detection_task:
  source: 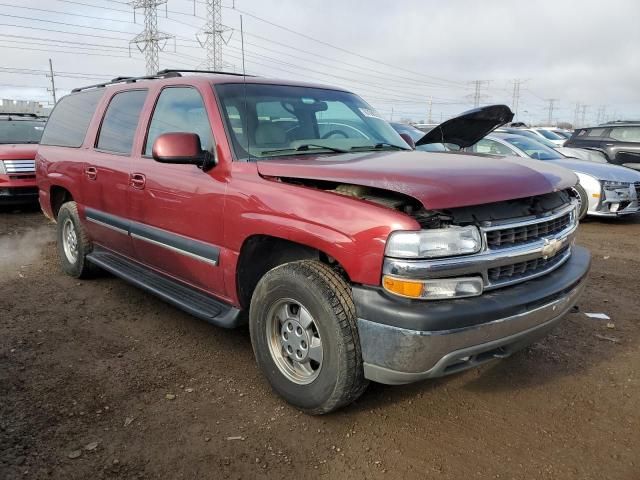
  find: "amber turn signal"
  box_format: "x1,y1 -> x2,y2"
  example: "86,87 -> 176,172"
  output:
382,276 -> 423,298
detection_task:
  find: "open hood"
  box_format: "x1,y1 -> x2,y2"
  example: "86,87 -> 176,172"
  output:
416,105 -> 514,148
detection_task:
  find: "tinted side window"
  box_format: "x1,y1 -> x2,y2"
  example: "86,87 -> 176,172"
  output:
40,90 -> 103,147
145,87 -> 213,156
609,126 -> 640,142
96,90 -> 147,154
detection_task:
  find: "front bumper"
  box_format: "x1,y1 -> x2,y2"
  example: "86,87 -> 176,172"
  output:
0,174 -> 38,204
354,245 -> 591,385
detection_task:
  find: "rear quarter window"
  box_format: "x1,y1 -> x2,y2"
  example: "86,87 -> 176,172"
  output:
40,90 -> 104,148
609,126 -> 640,142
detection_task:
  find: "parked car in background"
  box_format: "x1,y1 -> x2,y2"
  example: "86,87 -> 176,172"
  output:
37,76 -> 590,414
565,123 -> 640,172
550,129 -> 573,139
521,127 -> 567,146
0,112 -> 46,205
469,133 -> 640,219
497,127 -> 608,163
389,122 -> 447,151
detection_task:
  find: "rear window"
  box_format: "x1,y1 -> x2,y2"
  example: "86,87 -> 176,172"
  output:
41,90 -> 103,148
96,90 -> 147,154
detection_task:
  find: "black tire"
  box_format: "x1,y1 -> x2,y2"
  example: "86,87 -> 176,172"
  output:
57,201 -> 100,278
249,260 -> 368,414
571,184 -> 589,220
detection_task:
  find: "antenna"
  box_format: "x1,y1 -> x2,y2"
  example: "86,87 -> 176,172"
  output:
240,14 -> 250,160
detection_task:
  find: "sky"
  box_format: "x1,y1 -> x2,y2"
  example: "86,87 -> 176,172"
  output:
0,0 -> 638,126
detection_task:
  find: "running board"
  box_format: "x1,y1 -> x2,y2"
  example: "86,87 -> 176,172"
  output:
87,248 -> 242,328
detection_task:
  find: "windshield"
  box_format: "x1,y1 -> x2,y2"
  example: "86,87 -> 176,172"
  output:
504,136 -> 564,160
0,120 -> 45,144
215,83 -> 408,159
537,129 -> 564,140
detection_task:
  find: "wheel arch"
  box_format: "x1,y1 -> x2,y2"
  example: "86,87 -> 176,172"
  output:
235,234 -> 351,310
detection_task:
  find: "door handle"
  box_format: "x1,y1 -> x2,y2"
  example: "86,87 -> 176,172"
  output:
130,173 -> 146,190
85,166 -> 97,180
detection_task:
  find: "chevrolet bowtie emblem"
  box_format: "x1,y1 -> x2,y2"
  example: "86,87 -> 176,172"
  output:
541,238 -> 563,259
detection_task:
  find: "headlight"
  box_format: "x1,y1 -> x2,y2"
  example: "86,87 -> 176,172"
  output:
385,226 -> 482,259
602,181 -> 631,201
0,161 -> 5,175
602,181 -> 630,190
382,275 -> 483,299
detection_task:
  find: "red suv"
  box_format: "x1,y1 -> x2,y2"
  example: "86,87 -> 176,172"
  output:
37,70 -> 591,413
0,113 -> 46,205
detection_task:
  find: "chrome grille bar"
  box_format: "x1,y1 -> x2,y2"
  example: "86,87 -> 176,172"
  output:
3,159 -> 36,174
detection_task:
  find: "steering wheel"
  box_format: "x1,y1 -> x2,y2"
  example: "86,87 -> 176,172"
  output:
321,129 -> 349,139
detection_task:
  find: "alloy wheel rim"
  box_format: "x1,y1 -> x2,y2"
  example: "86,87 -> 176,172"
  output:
266,298 -> 323,385
62,218 -> 79,264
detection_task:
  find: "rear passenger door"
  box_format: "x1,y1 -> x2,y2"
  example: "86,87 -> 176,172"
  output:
82,89 -> 148,258
127,86 -> 227,296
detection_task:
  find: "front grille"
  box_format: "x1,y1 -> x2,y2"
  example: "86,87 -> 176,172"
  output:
485,212 -> 571,248
3,159 -> 35,174
635,182 -> 640,199
488,246 -> 570,283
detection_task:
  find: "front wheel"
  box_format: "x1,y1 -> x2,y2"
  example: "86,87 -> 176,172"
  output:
570,184 -> 589,220
249,260 -> 368,414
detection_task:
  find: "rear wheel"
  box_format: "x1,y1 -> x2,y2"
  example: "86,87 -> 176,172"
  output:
57,201 -> 99,278
570,184 -> 589,220
249,260 -> 368,414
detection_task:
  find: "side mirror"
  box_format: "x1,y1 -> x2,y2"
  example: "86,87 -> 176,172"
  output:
398,132 -> 415,149
152,132 -> 216,171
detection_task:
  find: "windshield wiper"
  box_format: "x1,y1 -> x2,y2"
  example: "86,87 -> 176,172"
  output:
261,144 -> 349,155
350,142 -> 409,151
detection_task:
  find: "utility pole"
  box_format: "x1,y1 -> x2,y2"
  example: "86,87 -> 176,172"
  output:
511,79 -> 523,119
596,105 -> 606,124
197,0 -> 232,70
545,98 -> 557,126
470,80 -> 489,108
580,105 -> 589,127
46,58 -> 57,104
129,0 -> 173,75
573,102 -> 581,127
427,96 -> 433,123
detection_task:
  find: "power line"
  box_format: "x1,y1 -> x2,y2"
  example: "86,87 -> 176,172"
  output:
222,5 -> 467,89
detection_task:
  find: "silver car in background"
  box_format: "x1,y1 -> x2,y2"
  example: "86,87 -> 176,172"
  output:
469,133 -> 640,219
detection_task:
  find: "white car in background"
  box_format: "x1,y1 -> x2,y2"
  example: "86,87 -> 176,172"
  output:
497,128 -> 607,163
468,133 -> 640,219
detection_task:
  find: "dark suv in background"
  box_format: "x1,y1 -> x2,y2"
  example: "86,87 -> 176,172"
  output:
565,122 -> 640,171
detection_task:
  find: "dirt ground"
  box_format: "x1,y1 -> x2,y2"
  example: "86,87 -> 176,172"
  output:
1,205 -> 638,480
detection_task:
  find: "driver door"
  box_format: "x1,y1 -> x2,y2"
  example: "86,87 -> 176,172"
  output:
127,85 -> 226,295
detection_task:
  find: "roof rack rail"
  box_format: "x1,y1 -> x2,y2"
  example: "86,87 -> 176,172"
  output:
70,68 -> 256,94
0,112 -> 43,118
70,71 -> 182,93
157,68 -> 256,78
